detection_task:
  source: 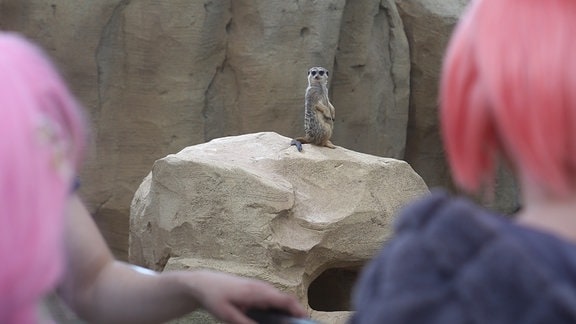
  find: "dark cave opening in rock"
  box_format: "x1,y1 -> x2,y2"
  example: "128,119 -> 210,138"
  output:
308,267 -> 361,312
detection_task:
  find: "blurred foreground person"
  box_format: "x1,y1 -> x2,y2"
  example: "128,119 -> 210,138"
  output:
0,32 -> 305,324
351,0 -> 576,323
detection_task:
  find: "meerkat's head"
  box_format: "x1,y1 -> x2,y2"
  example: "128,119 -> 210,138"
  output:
307,66 -> 329,86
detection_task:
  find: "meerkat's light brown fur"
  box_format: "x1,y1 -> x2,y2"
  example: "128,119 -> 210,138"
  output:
291,66 -> 336,152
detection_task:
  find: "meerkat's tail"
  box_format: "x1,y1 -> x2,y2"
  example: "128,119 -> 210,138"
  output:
290,139 -> 303,152
291,137 -> 309,152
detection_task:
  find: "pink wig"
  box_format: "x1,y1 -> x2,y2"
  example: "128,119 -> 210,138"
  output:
0,33 -> 86,323
440,0 -> 576,195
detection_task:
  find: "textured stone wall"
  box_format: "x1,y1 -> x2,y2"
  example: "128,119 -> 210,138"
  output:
0,0 -> 518,260
396,0 -> 518,211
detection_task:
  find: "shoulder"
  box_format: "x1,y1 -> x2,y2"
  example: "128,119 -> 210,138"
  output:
351,190 -> 576,323
393,189 -> 500,233
363,189 -> 506,285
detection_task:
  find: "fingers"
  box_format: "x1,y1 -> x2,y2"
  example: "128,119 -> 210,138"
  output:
240,281 -> 307,318
216,303 -> 257,324
285,297 -> 308,318
190,271 -> 307,323
262,291 -> 307,318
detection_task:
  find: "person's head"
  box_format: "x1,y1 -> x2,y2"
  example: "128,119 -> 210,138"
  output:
440,0 -> 576,197
0,33 -> 86,322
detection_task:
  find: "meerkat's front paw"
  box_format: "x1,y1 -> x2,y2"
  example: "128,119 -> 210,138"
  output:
325,140 -> 336,149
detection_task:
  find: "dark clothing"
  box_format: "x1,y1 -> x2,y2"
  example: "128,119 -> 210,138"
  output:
351,190 -> 576,324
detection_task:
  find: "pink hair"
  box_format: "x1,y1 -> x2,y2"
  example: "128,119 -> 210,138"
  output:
440,0 -> 576,195
0,33 -> 86,323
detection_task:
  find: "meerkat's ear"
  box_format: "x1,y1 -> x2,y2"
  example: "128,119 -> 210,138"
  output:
307,70 -> 311,76
326,71 -> 329,76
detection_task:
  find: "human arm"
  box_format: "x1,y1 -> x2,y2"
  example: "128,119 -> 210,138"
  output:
57,194 -> 307,324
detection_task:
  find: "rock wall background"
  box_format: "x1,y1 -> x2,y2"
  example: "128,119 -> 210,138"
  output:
1,0 -> 516,259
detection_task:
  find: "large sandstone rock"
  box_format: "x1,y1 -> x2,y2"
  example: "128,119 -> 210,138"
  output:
0,0 -> 411,258
130,132 -> 428,323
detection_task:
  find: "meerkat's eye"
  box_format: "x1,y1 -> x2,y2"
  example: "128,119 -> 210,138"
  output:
311,71 -> 317,76
318,70 -> 325,76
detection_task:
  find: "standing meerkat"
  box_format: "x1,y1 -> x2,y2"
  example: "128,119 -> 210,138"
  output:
291,66 -> 336,152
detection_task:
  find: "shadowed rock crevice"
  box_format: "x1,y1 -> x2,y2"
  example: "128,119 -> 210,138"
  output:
308,266 -> 361,312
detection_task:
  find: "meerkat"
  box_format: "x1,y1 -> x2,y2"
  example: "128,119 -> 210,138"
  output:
291,66 -> 336,152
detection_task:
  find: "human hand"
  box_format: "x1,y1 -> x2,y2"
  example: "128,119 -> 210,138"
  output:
185,270 -> 307,324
